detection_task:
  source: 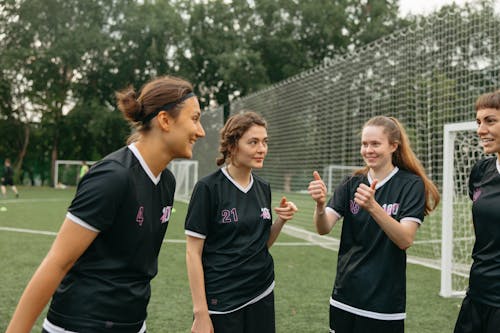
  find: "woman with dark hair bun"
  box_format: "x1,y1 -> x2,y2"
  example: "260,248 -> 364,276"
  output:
6,75 -> 205,333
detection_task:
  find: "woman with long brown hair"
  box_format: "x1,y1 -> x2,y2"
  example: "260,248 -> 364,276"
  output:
308,115 -> 439,333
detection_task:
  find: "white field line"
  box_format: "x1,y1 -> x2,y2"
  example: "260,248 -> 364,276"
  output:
0,198 -> 70,204
0,226 -> 319,246
281,225 -> 451,272
0,226 -> 465,273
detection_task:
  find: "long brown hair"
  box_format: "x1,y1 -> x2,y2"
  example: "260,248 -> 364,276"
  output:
216,111 -> 267,166
355,116 -> 440,215
115,75 -> 193,143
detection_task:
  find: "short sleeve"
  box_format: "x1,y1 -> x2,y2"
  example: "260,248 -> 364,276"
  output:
67,160 -> 128,232
330,176 -> 351,217
468,159 -> 485,200
399,177 -> 426,223
185,181 -> 213,238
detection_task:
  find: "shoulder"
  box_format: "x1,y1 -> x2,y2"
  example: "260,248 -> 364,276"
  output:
471,157 -> 496,178
102,146 -> 134,167
469,158 -> 495,184
161,167 -> 176,184
395,169 -> 423,184
339,173 -> 364,187
84,148 -> 131,185
197,168 -> 224,186
252,173 -> 270,187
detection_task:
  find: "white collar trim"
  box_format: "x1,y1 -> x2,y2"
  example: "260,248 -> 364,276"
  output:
128,143 -> 161,185
496,158 -> 500,175
367,167 -> 399,189
222,166 -> 253,193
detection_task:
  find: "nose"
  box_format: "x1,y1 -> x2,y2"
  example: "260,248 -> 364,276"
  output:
257,142 -> 267,153
477,122 -> 487,135
197,122 -> 206,138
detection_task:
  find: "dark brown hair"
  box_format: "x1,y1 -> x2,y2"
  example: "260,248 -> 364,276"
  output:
216,111 -> 267,166
475,89 -> 500,111
355,116 -> 440,215
115,75 -> 193,143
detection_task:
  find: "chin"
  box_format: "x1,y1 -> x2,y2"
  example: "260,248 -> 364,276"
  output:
177,150 -> 193,159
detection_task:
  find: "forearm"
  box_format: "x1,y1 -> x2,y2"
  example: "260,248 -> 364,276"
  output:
314,204 -> 337,235
267,217 -> 286,248
367,205 -> 417,250
186,250 -> 209,316
6,256 -> 70,333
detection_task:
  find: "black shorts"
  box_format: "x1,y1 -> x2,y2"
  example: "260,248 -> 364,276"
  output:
454,295 -> 500,333
210,291 -> 275,333
1,177 -> 13,186
330,305 -> 404,333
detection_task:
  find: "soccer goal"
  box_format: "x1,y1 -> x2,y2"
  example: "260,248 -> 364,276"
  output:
440,121 -> 484,297
54,160 -> 96,188
168,159 -> 198,202
323,164 -> 361,193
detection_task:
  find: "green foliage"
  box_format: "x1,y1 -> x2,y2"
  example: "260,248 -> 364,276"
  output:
0,0 -> 410,181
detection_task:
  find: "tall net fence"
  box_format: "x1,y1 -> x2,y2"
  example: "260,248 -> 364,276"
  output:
223,8 -> 500,294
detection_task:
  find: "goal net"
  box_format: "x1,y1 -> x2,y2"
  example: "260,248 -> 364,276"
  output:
440,121 -> 484,297
168,159 -> 198,202
54,160 -> 96,188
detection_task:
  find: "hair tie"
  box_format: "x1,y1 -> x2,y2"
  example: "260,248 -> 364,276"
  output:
142,92 -> 195,124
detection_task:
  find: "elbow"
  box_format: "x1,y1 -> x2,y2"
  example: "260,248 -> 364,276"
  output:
316,227 -> 329,236
398,238 -> 414,251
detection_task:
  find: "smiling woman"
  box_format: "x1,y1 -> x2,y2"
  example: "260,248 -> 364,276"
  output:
307,115 -> 440,333
5,75 -> 206,333
453,89 -> 500,333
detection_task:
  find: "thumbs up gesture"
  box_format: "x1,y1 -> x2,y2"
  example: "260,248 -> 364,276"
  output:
354,179 -> 378,210
308,171 -> 327,205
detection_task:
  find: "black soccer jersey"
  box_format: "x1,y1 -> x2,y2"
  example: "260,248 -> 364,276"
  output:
327,167 -> 425,320
3,164 -> 13,180
46,143 -> 175,332
467,157 -> 500,307
184,167 -> 274,313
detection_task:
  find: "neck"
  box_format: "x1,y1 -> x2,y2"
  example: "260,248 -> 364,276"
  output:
227,164 -> 251,187
134,140 -> 172,177
369,164 -> 395,181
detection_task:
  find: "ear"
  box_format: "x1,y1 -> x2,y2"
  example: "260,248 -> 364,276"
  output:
390,142 -> 398,153
156,111 -> 172,132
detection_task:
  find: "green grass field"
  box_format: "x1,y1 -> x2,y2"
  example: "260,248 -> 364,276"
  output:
0,187 -> 462,332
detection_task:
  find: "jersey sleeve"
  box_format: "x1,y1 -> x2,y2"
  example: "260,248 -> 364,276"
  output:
329,176 -> 351,217
399,177 -> 426,223
185,180 -> 212,239
67,160 -> 128,232
468,159 -> 488,200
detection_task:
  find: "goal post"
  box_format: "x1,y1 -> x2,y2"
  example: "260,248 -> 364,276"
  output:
54,160 -> 97,188
440,121 -> 481,297
323,165 -> 361,193
168,159 -> 199,202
